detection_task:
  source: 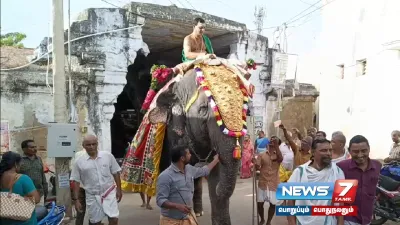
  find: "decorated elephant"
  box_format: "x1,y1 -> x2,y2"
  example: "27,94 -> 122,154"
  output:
121,58 -> 254,225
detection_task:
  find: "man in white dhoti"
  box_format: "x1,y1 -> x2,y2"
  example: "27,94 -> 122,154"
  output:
287,138 -> 345,225
70,135 -> 122,225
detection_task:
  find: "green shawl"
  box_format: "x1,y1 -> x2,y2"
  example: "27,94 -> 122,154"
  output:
181,35 -> 214,62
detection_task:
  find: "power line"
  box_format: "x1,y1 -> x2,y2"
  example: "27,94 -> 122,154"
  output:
286,0 -> 338,25
182,0 -> 196,9
299,0 -> 318,7
271,0 -> 338,43
249,26 -> 278,32
286,0 -> 339,38
271,27 -> 284,49
1,26 -> 144,71
285,0 -> 323,24
258,0 -> 337,32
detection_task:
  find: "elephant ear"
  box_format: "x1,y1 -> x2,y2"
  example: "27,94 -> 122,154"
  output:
148,82 -> 178,124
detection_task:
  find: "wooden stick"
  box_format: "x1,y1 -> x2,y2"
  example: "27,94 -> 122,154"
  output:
252,165 -> 255,225
253,162 -> 260,225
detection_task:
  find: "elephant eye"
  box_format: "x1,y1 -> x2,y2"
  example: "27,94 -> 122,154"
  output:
199,104 -> 208,110
198,104 -> 209,113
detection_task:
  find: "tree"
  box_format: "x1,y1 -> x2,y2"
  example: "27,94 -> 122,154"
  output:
0,32 -> 27,48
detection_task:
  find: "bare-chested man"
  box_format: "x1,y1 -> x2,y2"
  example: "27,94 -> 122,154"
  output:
182,17 -> 216,62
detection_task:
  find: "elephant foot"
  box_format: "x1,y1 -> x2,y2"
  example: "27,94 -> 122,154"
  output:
195,211 -> 204,217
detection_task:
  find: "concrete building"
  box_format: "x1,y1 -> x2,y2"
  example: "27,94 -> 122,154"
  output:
306,0 -> 400,158
1,2 -> 318,165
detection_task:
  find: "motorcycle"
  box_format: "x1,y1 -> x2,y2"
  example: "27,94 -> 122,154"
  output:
37,201 -> 66,225
371,174 -> 400,225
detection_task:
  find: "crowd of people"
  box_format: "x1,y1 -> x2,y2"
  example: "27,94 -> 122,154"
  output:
244,125 -> 400,225
0,128 -> 399,225
0,140 -> 47,225
1,13 -> 399,225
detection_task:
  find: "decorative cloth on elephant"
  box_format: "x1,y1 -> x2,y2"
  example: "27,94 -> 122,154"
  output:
193,63 -> 249,159
193,64 -> 249,135
121,76 -> 182,195
141,65 -> 175,113
120,120 -> 166,197
173,56 -> 255,97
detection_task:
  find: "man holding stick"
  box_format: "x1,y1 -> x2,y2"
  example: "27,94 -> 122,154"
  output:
252,137 -> 283,225
156,145 -> 219,225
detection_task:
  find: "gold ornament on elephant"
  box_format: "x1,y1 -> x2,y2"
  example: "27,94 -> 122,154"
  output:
200,64 -> 244,132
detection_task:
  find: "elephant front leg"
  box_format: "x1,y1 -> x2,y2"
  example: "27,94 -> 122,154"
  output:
208,164 -> 232,225
193,177 -> 203,216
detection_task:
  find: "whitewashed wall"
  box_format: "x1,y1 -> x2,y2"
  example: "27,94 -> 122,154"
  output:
308,0 -> 400,158
232,32 -> 269,136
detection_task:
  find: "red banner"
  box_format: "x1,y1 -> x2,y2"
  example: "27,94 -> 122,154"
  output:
311,206 -> 358,216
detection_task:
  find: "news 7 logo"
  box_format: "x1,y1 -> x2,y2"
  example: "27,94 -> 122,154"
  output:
332,180 -> 358,203
276,180 -> 358,203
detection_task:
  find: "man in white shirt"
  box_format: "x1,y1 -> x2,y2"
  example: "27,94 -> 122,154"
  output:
71,149 -> 95,225
70,135 -> 122,225
287,138 -> 345,225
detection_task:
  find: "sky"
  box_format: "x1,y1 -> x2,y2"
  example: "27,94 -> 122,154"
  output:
1,0 -> 327,82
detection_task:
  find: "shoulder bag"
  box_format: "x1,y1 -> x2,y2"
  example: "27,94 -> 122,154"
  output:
0,174 -> 36,221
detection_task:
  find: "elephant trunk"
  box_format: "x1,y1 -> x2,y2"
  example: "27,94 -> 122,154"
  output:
209,126 -> 240,199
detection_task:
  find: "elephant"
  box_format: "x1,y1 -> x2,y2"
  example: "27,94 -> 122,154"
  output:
152,63 -> 246,225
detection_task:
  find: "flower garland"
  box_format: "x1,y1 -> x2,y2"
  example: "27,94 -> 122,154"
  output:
246,58 -> 257,70
141,65 -> 174,113
194,65 -> 249,160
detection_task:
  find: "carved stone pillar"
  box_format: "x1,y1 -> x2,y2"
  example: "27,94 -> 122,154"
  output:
66,8 -> 147,152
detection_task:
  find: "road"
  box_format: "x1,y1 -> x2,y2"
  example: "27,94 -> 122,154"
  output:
80,178 -> 396,225
80,178 -> 285,225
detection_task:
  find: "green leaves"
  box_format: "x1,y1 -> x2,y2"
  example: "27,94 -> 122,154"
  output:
0,32 -> 27,48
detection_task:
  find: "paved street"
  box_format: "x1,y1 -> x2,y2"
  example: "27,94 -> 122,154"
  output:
85,177 -> 286,225
81,178 -> 396,225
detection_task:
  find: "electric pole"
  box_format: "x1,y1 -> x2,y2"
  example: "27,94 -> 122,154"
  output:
253,6 -> 266,35
52,0 -> 72,219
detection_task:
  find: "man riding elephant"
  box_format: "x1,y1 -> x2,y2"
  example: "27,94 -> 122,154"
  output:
182,17 -> 216,62
120,17 -> 258,225
181,18 -> 216,217
175,17 -> 255,98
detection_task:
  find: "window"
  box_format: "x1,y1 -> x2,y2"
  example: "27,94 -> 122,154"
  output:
337,64 -> 344,79
356,59 -> 367,76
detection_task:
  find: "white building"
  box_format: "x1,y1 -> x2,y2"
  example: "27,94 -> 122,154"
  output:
308,0 -> 400,158
0,4 -> 270,161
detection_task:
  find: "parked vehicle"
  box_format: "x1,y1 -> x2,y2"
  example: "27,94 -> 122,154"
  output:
37,201 -> 66,225
371,174 -> 400,225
